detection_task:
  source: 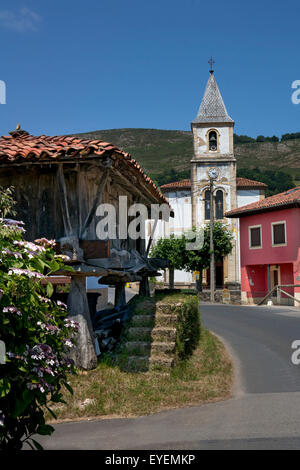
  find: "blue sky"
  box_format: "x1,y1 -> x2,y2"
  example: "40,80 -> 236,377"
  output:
0,0 -> 299,138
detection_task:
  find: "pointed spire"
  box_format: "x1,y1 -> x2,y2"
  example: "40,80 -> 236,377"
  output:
192,73 -> 233,124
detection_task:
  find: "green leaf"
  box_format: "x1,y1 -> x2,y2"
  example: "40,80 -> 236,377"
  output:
30,438 -> 44,450
49,260 -> 60,272
63,381 -> 73,395
46,282 -> 54,298
45,405 -> 57,420
22,389 -> 34,406
60,265 -> 74,272
0,378 -> 11,397
12,398 -> 28,418
34,258 -> 46,272
26,440 -> 35,450
37,424 -> 55,436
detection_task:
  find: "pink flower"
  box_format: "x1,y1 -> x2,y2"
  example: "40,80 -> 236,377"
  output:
34,238 -> 56,249
8,268 -> 44,279
57,300 -> 67,309
3,306 -> 21,316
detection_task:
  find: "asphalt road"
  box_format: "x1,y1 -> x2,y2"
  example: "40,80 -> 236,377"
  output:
38,304 -> 300,450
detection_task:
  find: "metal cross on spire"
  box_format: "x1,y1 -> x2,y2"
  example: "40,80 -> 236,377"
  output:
208,56 -> 215,73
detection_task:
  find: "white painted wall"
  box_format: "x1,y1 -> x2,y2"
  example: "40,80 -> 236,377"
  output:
237,189 -> 260,208
195,127 -> 230,155
168,191 -> 192,232
147,190 -> 193,284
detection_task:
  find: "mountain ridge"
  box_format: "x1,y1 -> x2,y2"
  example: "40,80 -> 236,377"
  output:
71,128 -> 300,184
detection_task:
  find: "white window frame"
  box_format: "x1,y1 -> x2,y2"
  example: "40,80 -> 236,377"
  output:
249,224 -> 262,249
271,220 -> 287,247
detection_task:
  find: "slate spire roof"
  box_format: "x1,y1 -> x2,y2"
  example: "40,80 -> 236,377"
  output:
192,72 -> 234,124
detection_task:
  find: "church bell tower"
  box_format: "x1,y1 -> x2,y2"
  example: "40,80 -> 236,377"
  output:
190,60 -> 239,287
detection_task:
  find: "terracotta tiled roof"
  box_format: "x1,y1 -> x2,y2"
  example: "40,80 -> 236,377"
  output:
160,179 -> 191,190
226,186 -> 300,218
160,177 -> 267,191
236,177 -> 267,188
0,129 -> 167,205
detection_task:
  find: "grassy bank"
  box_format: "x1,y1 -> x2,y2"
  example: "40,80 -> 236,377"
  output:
47,326 -> 233,422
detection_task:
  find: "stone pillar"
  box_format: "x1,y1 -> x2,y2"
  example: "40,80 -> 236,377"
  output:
67,275 -> 97,370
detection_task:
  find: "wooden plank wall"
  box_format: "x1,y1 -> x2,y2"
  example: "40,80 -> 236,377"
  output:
0,162 -> 146,256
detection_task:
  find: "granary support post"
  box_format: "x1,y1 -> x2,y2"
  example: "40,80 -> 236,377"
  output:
56,163 -> 98,369
115,283 -> 126,307
67,274 -> 98,370
139,276 -> 150,297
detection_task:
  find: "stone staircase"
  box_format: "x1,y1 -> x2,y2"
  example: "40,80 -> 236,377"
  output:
125,300 -> 179,372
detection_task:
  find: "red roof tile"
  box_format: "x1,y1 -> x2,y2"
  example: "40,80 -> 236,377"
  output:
226,186 -> 300,218
160,177 -> 267,191
236,177 -> 267,189
0,130 -> 167,205
160,179 -> 191,190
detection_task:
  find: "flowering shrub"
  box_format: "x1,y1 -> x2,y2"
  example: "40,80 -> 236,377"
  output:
0,187 -> 77,450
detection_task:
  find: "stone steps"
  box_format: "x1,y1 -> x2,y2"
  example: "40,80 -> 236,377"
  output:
127,355 -> 174,372
130,313 -> 177,328
128,326 -> 176,342
125,341 -> 176,356
125,301 -> 179,372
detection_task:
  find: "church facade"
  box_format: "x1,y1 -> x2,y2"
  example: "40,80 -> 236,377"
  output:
151,69 -> 267,289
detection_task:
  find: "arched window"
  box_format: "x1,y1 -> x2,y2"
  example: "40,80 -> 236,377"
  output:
205,190 -> 210,220
215,190 -> 224,219
208,130 -> 218,151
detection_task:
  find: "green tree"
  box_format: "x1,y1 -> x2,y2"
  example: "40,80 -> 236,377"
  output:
183,223 -> 233,292
233,134 -> 256,144
150,234 -> 186,289
150,223 -> 233,292
237,168 -> 295,197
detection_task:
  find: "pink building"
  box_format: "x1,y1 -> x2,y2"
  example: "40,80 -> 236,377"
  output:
226,187 -> 300,305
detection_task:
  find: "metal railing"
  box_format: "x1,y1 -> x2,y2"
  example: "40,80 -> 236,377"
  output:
258,284 -> 300,306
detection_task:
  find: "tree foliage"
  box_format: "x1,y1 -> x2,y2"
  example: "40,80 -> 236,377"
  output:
182,223 -> 233,274
150,233 -> 186,270
0,187 -> 78,450
281,132 -> 300,141
154,168 -> 190,188
150,223 -> 233,275
237,167 -> 295,197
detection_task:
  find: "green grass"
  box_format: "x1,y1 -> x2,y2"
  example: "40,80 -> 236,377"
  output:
46,328 -> 233,422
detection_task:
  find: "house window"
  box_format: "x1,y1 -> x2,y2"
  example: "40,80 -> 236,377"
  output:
205,190 -> 210,220
208,130 -> 218,151
249,225 -> 262,249
272,222 -> 286,246
215,190 -> 224,219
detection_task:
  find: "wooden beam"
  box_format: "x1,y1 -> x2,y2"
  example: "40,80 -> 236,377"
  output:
80,168 -> 109,239
57,163 -> 72,236
146,217 -> 158,256
113,167 -> 157,206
